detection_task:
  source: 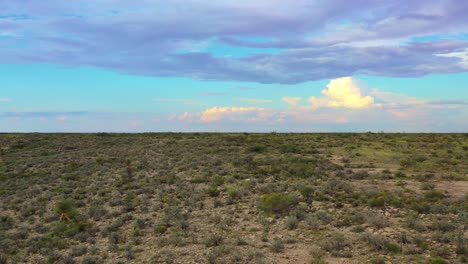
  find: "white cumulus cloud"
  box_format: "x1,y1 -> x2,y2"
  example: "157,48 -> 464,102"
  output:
309,77 -> 378,109
200,107 -> 265,122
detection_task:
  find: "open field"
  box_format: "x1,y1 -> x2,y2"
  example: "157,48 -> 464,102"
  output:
0,133 -> 467,264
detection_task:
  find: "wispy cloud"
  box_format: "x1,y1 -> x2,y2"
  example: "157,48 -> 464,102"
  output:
198,92 -> 227,97
0,111 -> 88,118
176,107 -> 271,123
0,98 -> 11,102
235,98 -> 272,104
282,97 -> 301,107
152,98 -> 205,106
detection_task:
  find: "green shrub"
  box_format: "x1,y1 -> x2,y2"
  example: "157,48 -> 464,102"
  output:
429,257 -> 448,264
88,205 -> 108,221
53,220 -> 93,238
286,215 -> 299,230
410,200 -> 431,214
81,256 -> 103,264
367,191 -> 394,208
310,257 -> 328,264
191,177 -> 209,183
0,215 -> 14,230
386,242 -> 401,253
258,193 -> 298,216
207,187 -> 220,197
424,190 -> 446,201
249,144 -> 266,153
55,199 -> 78,221
360,232 -> 389,251
211,176 -> 225,187
413,237 -> 429,250
299,185 -> 314,202
227,186 -> 240,200
270,238 -> 284,253
320,233 -> 350,253
367,213 -> 388,229
155,224 -> 168,235
370,256 -> 386,264
430,219 -> 456,232
204,233 -> 223,247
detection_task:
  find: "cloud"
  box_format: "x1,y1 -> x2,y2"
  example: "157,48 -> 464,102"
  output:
235,98 -> 272,104
198,92 -> 227,96
437,49 -> 468,69
56,115 -> 67,121
176,107 -> 269,123
282,97 -> 301,107
427,100 -> 468,106
200,107 -> 266,122
169,76 -> 467,131
0,111 -> 88,118
0,0 -> 466,83
152,98 -> 205,105
0,98 -> 11,102
308,77 -> 378,109
369,90 -> 424,106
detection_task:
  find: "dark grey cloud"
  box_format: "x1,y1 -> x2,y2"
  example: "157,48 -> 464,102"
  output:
0,0 -> 467,83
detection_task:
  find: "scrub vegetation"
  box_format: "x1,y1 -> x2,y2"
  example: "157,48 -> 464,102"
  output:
0,133 -> 467,263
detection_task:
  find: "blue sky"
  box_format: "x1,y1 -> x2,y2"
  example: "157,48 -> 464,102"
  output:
1,0 -> 467,132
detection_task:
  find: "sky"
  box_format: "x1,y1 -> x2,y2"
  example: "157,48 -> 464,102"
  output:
0,0 -> 467,132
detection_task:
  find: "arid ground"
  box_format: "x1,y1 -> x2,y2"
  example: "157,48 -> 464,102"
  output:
0,133 -> 467,264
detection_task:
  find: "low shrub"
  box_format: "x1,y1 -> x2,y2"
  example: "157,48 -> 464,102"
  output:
320,233 -> 350,253
257,193 -> 298,216
429,257 -> 448,264
155,224 -> 168,235
270,238 -> 284,253
207,187 -> 220,197
55,199 -> 78,221
204,233 -> 223,247
370,256 -> 386,264
0,215 -> 14,230
360,232 -> 389,251
286,215 -> 299,230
